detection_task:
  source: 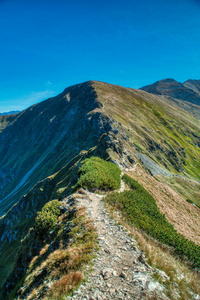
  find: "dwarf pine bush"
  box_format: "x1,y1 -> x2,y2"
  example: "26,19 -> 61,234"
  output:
77,156 -> 121,191
34,200 -> 61,237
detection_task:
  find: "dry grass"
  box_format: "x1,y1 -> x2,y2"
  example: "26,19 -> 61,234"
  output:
158,175 -> 200,209
125,167 -> 200,245
47,271 -> 82,299
108,207 -> 200,300
27,288 -> 38,300
39,244 -> 50,256
12,207 -> 97,300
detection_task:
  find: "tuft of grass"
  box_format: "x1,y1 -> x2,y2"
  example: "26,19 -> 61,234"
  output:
47,271 -> 83,299
105,174 -> 200,268
76,156 -> 121,191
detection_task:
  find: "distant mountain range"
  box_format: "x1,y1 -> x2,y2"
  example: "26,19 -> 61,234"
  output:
141,78 -> 200,106
0,110 -> 20,116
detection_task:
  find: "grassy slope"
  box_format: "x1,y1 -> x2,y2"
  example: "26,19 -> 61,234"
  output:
158,175 -> 200,209
105,175 -> 200,268
125,167 -> 200,246
92,81 -> 200,180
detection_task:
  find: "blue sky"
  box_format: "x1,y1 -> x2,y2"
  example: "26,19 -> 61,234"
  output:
0,0 -> 200,112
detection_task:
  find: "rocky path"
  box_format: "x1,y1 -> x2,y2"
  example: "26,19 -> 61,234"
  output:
68,185 -> 168,300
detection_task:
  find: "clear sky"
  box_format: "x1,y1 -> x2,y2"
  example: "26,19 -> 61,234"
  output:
0,0 -> 200,112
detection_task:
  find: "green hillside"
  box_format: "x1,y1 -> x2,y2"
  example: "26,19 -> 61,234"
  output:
92,81 -> 200,180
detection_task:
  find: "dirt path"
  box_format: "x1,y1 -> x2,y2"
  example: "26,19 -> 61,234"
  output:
68,184 -> 168,300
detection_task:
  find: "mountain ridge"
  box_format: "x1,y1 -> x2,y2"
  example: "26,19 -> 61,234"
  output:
0,111 -> 20,116
0,79 -> 200,299
1,80 -> 200,217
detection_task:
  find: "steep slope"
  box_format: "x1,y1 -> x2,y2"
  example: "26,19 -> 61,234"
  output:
184,79 -> 200,95
0,81 -> 113,216
141,78 -> 200,106
92,81 -> 200,181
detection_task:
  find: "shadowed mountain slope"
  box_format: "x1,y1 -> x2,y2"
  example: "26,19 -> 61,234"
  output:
0,81 -> 112,216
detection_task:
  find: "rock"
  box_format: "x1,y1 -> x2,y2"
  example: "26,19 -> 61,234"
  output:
104,249 -> 110,254
101,268 -> 113,280
112,270 -> 118,276
137,251 -> 146,264
132,274 -> 149,287
110,288 -> 115,295
120,271 -> 126,278
127,155 -> 135,164
148,281 -> 163,292
77,188 -> 86,194
59,205 -> 67,213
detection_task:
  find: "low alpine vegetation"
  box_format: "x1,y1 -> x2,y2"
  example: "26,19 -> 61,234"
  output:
76,156 -> 121,191
105,174 -> 200,268
6,205 -> 97,300
34,199 -> 61,238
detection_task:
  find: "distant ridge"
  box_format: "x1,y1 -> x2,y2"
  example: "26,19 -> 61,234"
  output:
0,110 -> 20,116
141,78 -> 200,105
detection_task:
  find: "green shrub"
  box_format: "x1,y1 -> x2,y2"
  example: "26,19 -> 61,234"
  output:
34,200 -> 61,237
76,157 -> 121,191
105,174 -> 200,268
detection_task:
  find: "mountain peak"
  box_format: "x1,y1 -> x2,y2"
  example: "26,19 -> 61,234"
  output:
141,78 -> 200,105
156,78 -> 177,84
